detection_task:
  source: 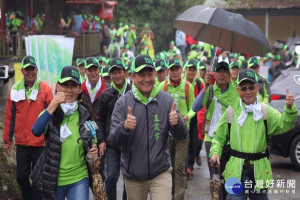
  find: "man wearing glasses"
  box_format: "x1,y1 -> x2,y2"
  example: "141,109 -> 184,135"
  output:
209,69 -> 297,199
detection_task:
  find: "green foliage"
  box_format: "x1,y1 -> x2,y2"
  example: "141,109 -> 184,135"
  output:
113,0 -> 205,53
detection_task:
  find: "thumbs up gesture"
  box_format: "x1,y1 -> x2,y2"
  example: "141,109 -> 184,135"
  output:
124,107 -> 136,130
169,102 -> 179,126
286,88 -> 294,108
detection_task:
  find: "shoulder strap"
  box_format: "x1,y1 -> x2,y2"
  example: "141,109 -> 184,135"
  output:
164,80 -> 168,92
185,81 -> 189,106
227,106 -> 234,142
260,102 -> 268,142
260,102 -> 268,120
227,106 -> 234,124
195,78 -> 202,92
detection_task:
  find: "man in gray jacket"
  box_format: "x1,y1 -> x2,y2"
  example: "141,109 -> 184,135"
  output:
108,55 -> 188,200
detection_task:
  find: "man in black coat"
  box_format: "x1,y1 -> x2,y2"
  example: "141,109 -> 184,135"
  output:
97,57 -> 131,200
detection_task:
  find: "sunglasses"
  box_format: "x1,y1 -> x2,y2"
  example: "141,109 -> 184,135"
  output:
239,85 -> 256,92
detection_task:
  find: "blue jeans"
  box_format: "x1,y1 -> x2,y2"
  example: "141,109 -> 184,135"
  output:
105,147 -> 127,200
42,177 -> 89,200
226,169 -> 268,200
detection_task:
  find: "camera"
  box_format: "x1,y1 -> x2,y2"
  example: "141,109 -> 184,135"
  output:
0,64 -> 15,88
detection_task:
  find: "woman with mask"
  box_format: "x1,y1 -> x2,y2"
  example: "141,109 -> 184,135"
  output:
31,66 -> 99,200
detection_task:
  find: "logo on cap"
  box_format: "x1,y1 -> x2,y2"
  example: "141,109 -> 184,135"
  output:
72,69 -> 80,78
144,57 -> 153,65
247,71 -> 255,78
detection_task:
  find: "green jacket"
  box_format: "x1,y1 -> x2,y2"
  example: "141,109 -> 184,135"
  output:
127,30 -> 137,47
210,100 -> 298,189
158,79 -> 195,126
202,82 -> 239,142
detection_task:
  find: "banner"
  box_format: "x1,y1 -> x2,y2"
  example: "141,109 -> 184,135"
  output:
25,35 -> 74,92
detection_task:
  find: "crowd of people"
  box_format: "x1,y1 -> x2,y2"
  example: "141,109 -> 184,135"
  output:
2,10 -> 300,200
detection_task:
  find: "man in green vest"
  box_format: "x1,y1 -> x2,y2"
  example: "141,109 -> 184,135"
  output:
158,58 -> 194,200
197,61 -> 206,85
210,69 -> 297,199
183,59 -> 204,177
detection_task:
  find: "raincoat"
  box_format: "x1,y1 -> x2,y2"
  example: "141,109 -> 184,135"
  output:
210,100 -> 298,189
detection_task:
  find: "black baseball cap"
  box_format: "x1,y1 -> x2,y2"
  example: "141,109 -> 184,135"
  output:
131,55 -> 155,73
22,56 -> 37,68
76,58 -> 85,67
185,59 -> 197,68
109,57 -> 125,72
58,66 -> 81,85
248,57 -> 259,68
237,69 -> 258,85
168,58 -> 182,69
154,59 -> 167,71
229,61 -> 241,69
197,61 -> 206,70
214,61 -> 229,72
85,57 -> 100,69
101,65 -> 110,77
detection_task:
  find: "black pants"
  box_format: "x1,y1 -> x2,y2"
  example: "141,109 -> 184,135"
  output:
187,116 -> 203,168
16,145 -> 43,200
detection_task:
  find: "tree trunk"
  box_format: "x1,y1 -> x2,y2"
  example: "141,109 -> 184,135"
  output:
42,0 -> 65,34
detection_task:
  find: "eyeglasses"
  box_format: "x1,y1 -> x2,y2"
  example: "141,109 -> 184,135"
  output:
239,85 -> 256,92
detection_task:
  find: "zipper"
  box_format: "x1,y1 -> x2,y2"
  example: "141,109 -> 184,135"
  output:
146,105 -> 150,179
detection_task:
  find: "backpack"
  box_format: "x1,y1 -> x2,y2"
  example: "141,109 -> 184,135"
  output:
164,80 -> 190,106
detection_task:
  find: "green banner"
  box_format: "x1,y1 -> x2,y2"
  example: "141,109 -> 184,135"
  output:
25,35 -> 74,92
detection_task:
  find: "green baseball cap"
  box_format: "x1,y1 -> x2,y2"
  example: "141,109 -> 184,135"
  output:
155,51 -> 167,60
230,61 -> 241,69
131,55 -> 155,73
22,56 -> 37,68
168,58 -> 182,69
169,41 -> 175,45
237,69 -> 258,85
125,44 -> 130,49
58,66 -> 81,85
274,54 -> 281,61
85,57 -> 100,68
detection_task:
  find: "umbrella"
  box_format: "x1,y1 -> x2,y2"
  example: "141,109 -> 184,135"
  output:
78,121 -> 108,200
210,161 -> 224,200
173,5 -> 271,56
86,153 -> 108,200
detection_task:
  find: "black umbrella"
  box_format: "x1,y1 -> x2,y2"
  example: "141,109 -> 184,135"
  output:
173,5 -> 271,56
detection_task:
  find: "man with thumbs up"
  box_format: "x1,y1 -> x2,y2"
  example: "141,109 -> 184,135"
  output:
108,55 -> 188,200
209,69 -> 298,199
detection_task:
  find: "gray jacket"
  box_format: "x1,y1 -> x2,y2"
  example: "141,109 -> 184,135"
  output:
108,90 -> 188,181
